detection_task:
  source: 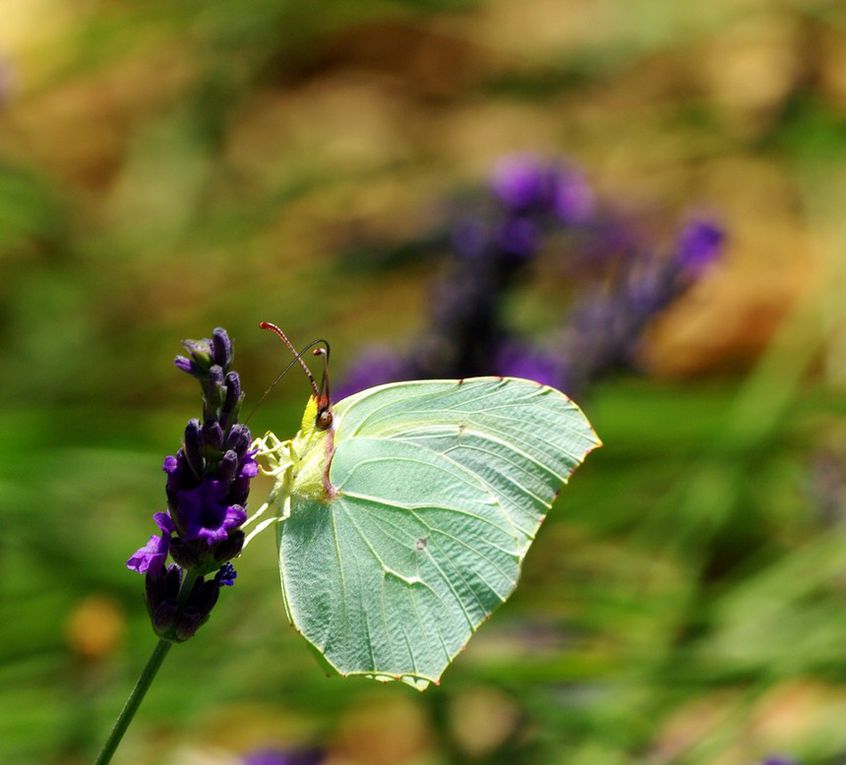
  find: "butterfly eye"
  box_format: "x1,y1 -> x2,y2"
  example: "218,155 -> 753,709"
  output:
316,410 -> 333,430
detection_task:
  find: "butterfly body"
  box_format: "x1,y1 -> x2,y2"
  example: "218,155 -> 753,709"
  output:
288,396 -> 336,501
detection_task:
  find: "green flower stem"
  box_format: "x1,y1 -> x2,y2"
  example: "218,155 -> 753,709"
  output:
95,570 -> 199,765
94,638 -> 172,765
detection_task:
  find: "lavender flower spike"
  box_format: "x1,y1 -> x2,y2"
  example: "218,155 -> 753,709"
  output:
127,327 -> 256,641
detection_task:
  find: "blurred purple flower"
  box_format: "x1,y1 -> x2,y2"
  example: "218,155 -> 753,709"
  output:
759,757 -> 799,765
554,216 -> 725,395
452,218 -> 490,260
490,154 -> 550,212
496,216 -> 540,259
675,217 -> 725,276
335,346 -> 411,399
243,747 -> 323,765
552,167 -> 595,224
127,328 -> 255,641
341,155 -> 725,400
496,342 -> 559,386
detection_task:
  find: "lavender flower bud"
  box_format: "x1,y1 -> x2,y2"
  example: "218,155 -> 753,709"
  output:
221,371 -> 242,426
217,449 -> 239,483
208,364 -> 224,388
145,564 -> 182,637
211,327 -> 233,369
164,450 -> 197,511
174,355 -> 195,374
181,338 -> 213,373
183,419 -> 203,478
204,365 -> 226,417
173,576 -> 221,642
213,531 -> 244,564
225,424 -> 251,455
201,420 -> 224,453
169,536 -> 200,569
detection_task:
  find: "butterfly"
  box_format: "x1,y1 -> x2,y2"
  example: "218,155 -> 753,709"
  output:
249,322 -> 600,690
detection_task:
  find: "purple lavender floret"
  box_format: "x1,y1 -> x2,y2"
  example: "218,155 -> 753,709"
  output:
126,513 -> 174,574
759,758 -> 799,765
215,563 -> 237,587
127,328 -> 254,641
173,481 -> 247,545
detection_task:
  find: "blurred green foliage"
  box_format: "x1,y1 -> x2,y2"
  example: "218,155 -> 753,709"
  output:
3,0 -> 846,763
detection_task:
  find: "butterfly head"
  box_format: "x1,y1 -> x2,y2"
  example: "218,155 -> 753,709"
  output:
312,346 -> 333,431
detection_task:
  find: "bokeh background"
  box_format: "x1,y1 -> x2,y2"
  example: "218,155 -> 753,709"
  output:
3,0 -> 846,763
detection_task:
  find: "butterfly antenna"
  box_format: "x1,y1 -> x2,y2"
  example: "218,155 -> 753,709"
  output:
245,324 -> 327,425
244,338 -> 326,426
259,322 -> 319,397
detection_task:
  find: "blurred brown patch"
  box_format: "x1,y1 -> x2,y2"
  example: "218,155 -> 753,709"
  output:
448,685 -> 520,758
652,689 -> 742,764
327,694 -> 433,765
696,14 -> 806,139
278,19 -> 486,101
65,594 -> 125,660
193,702 -> 315,755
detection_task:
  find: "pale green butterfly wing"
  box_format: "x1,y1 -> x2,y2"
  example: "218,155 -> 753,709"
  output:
277,377 -> 600,689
